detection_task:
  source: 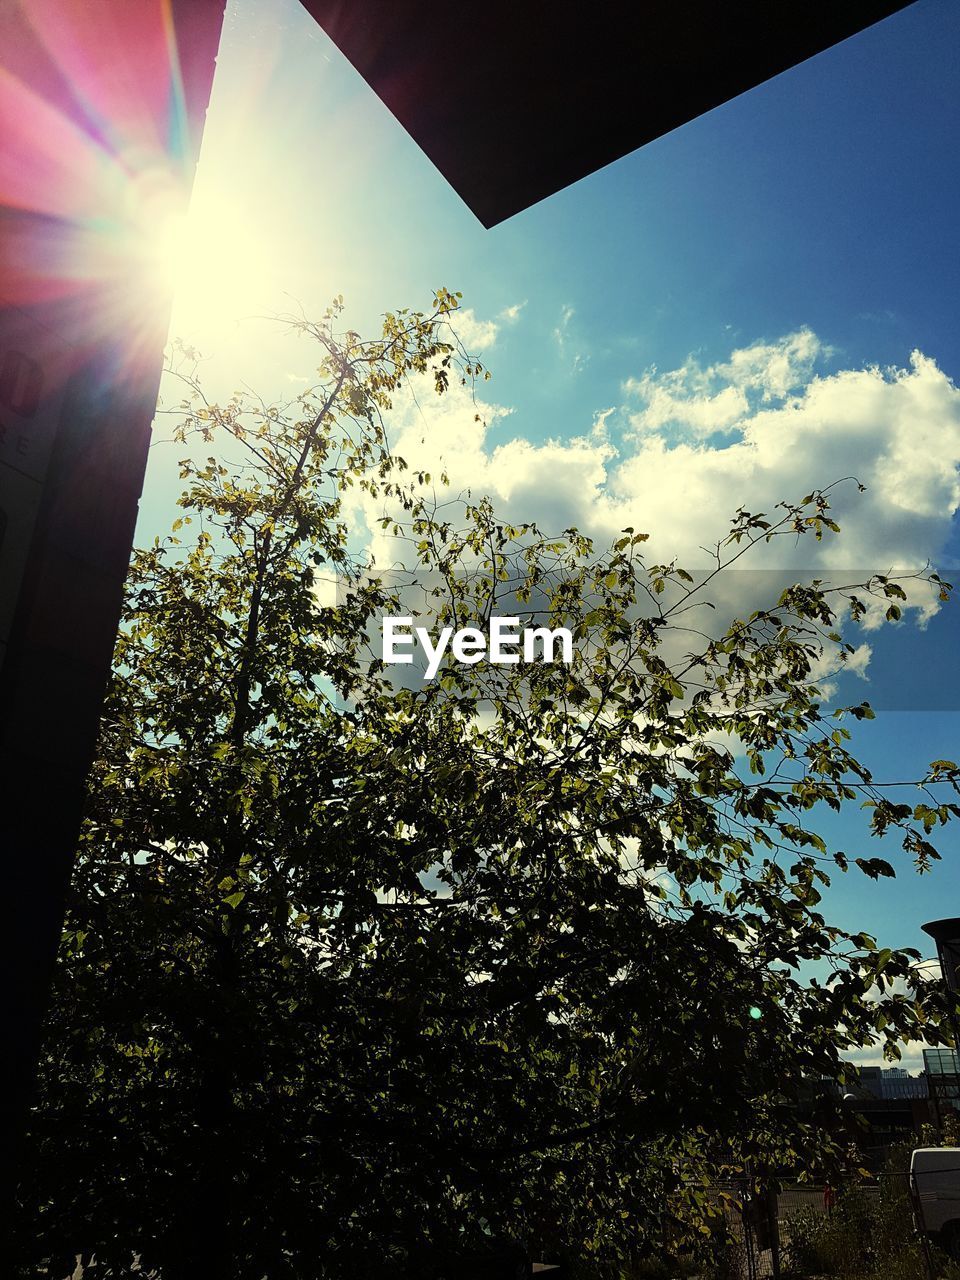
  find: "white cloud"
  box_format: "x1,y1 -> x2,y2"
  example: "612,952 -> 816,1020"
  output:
846,959 -> 945,1072
591,407 -> 616,441
451,307 -> 499,352
623,328 -> 827,437
361,332 -> 960,648
843,1043 -> 927,1073
552,303 -> 588,374
807,641 -> 873,701
625,375 -> 748,434
445,302 -> 524,357
554,303 -> 575,343
715,327 -> 827,400
608,347 -> 960,587
498,300 -> 527,324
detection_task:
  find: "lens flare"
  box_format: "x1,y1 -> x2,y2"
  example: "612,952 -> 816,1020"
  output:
1,0 -> 224,373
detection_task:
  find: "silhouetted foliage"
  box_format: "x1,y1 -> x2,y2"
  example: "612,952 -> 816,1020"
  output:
14,292 -> 960,1279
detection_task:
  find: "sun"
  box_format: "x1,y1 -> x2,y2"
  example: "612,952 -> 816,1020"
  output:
139,175 -> 277,333
151,209 -> 193,295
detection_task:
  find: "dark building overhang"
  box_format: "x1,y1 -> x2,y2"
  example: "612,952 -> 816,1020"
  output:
301,0 -> 916,227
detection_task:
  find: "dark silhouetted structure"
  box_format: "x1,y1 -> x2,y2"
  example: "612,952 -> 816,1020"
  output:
1,0 -> 227,1211
301,0 -> 914,227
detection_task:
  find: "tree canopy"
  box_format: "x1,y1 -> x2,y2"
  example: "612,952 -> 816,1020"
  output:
15,290 -> 960,1280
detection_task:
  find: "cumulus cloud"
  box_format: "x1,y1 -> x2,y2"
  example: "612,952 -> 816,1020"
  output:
716,327 -> 828,400
608,348 -> 960,585
355,331 -> 960,679
623,329 -> 827,438
451,307 -> 500,352
445,302 -> 525,357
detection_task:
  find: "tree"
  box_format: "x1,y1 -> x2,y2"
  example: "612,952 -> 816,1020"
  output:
14,290 -> 960,1279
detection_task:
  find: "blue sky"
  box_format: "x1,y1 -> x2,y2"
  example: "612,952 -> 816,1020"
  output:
145,0 -> 960,1043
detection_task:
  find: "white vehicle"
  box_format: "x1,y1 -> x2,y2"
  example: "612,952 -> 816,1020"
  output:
910,1147 -> 960,1258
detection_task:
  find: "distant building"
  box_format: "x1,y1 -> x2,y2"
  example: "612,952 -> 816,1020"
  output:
924,1049 -> 960,1076
923,1049 -> 960,1117
859,1066 -> 884,1097
882,1074 -> 929,1101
